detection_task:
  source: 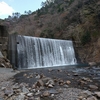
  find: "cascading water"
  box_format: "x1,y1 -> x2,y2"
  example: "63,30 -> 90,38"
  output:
16,35 -> 77,69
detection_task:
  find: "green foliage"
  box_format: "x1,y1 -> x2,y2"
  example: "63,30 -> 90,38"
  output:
92,31 -> 100,38
69,0 -> 74,5
57,7 -> 64,13
37,9 -> 41,17
20,15 -> 28,19
12,32 -> 18,36
81,32 -> 91,45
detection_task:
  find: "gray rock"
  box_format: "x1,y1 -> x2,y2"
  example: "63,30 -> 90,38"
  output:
35,74 -> 40,79
46,79 -> 55,86
89,62 -> 97,66
87,96 -> 97,100
81,90 -> 92,96
27,93 -> 33,97
35,90 -> 40,95
82,77 -> 92,82
63,84 -> 69,88
48,89 -> 58,94
0,97 -> 3,100
36,80 -> 44,87
48,84 -> 53,88
34,97 -> 40,100
43,91 -> 50,97
94,92 -> 100,98
0,51 -> 3,58
1,87 -> 6,90
89,85 -> 98,90
15,93 -> 25,100
22,86 -> 29,94
4,88 -> 13,96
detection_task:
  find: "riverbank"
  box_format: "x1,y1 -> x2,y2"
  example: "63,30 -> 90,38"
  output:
0,65 -> 100,100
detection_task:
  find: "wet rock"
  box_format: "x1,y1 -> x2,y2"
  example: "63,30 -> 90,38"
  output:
89,85 -> 98,90
87,96 -> 97,100
43,91 -> 50,97
48,89 -> 58,94
94,92 -> 100,98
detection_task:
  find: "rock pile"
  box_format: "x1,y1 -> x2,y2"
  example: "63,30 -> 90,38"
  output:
0,74 -> 100,100
0,57 -> 12,68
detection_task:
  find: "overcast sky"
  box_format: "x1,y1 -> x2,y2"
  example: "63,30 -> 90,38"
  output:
0,0 -> 46,19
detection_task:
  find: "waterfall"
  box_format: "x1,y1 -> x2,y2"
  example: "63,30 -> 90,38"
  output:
16,35 -> 77,69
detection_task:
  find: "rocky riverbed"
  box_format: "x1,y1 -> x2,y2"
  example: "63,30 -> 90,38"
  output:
0,65 -> 100,100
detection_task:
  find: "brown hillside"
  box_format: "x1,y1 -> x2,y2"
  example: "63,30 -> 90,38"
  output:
1,0 -> 100,63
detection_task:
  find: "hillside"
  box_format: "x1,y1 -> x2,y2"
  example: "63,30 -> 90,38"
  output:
1,0 -> 100,63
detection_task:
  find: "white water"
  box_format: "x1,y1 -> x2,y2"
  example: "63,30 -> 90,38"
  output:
17,35 -> 77,69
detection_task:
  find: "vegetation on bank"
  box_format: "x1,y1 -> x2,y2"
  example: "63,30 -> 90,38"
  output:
1,0 -> 100,46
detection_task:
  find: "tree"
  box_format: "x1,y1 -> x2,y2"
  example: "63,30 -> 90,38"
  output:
24,10 -> 32,15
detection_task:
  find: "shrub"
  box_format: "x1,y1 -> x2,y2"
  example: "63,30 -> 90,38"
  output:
81,31 -> 91,45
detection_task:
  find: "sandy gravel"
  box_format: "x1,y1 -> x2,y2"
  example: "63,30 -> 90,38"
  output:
0,68 -> 18,82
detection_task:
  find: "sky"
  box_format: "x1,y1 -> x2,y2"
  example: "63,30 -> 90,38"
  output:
0,0 -> 46,19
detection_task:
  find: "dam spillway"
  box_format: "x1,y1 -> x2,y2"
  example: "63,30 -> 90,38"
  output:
8,35 -> 77,69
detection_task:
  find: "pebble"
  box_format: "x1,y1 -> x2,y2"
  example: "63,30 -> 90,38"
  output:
43,91 -> 50,97
66,80 -> 71,85
27,93 -> 33,97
